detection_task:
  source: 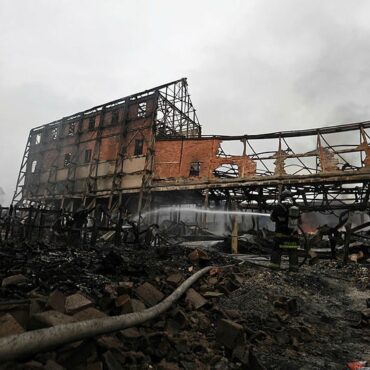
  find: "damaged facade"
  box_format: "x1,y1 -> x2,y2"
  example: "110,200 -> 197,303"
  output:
13,78 -> 370,214
2,79 -> 370,370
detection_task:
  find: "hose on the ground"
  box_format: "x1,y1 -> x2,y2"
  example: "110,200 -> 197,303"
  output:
0,266 -> 213,363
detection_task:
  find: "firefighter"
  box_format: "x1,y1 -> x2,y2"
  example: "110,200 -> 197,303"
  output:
270,189 -> 300,272
68,206 -> 90,245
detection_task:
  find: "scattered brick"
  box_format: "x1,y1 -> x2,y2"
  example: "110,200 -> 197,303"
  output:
103,350 -> 123,370
0,313 -> 25,338
203,291 -> 224,298
97,335 -> 124,350
1,274 -> 28,287
30,310 -> 75,328
8,304 -> 29,328
166,273 -> 183,286
65,293 -> 93,314
120,327 -> 141,339
117,281 -> 133,295
44,359 -> 65,370
158,359 -> 181,370
115,294 -> 131,307
185,288 -> 207,309
73,307 -> 107,321
121,298 -> 146,314
21,361 -> 44,368
135,282 -> 164,306
86,362 -> 103,370
48,290 -> 66,313
29,299 -> 45,316
188,249 -> 209,262
216,319 -> 245,350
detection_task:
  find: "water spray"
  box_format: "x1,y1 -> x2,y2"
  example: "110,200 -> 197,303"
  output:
138,206 -> 270,220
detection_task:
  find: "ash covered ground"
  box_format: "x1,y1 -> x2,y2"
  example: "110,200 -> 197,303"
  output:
0,239 -> 369,370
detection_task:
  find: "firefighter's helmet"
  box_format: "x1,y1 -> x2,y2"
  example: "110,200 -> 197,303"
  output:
280,189 -> 293,201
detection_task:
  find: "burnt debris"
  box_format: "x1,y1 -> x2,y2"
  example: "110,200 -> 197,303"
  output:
1,80 -> 370,369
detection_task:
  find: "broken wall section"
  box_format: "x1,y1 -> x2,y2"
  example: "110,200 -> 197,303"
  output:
23,96 -> 156,200
154,139 -> 256,181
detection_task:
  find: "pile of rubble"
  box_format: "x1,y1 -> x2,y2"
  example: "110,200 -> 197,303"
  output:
0,239 -> 369,369
219,263 -> 370,369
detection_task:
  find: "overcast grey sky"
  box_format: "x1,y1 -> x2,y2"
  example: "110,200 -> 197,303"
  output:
1,0 -> 370,204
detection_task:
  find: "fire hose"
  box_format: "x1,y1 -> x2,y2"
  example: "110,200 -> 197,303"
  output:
0,266 -> 213,363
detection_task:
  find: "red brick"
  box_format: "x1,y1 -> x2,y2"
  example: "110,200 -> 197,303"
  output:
185,288 -> 207,309
216,319 -> 245,349
0,313 -> 24,338
65,293 -> 93,314
73,307 -> 107,321
2,274 -> 28,287
30,310 -> 75,328
135,282 -> 164,306
48,290 -> 66,313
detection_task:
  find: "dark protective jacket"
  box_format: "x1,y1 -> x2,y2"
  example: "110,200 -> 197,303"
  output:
270,203 -> 299,247
270,203 -> 291,234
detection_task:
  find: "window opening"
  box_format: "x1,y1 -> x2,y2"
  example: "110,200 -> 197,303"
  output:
111,110 -> 119,124
189,162 -> 201,177
51,127 -> 58,140
64,153 -> 72,167
68,122 -> 75,136
84,149 -> 92,163
31,161 -> 38,173
137,102 -> 147,118
214,164 -> 239,178
134,139 -> 144,156
35,133 -> 41,145
88,117 -> 95,131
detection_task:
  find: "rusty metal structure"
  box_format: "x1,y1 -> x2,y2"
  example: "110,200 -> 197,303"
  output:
13,78 -> 200,214
13,78 -> 370,215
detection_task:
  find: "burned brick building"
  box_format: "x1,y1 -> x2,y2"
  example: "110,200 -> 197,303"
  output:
13,78 -> 370,215
13,79 -> 202,213
3,76 -> 370,370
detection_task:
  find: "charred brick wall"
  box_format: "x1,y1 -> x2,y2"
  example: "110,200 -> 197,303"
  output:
154,139 -> 256,181
23,95 -> 156,200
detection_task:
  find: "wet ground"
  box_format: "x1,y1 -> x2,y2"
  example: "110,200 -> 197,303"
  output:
220,261 -> 370,369
0,239 -> 369,369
